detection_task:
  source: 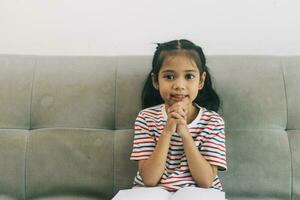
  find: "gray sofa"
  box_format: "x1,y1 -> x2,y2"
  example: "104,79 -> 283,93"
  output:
0,54 -> 299,200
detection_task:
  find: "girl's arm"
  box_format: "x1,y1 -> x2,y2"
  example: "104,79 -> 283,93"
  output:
138,131 -> 172,187
173,103 -> 218,188
138,114 -> 177,187
179,129 -> 218,188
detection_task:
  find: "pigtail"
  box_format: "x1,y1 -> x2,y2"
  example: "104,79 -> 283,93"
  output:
141,45 -> 165,109
194,67 -> 220,112
193,45 -> 220,112
141,73 -> 164,109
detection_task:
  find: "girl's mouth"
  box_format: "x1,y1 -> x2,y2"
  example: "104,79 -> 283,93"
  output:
170,94 -> 188,102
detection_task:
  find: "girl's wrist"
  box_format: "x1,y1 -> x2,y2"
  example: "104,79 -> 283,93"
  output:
177,124 -> 189,136
180,130 -> 193,141
161,130 -> 173,137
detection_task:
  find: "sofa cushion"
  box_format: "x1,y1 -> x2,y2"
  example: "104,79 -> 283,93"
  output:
31,57 -> 116,129
0,130 -> 28,200
220,130 -> 291,200
284,56 -> 300,130
26,129 -> 114,199
115,56 -> 151,129
288,131 -> 300,200
114,130 -> 137,194
207,56 -> 287,130
0,55 -> 35,129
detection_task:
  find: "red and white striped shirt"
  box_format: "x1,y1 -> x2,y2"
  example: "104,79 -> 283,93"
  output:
130,104 -> 227,191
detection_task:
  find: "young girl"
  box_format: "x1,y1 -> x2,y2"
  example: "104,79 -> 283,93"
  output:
130,39 -> 227,192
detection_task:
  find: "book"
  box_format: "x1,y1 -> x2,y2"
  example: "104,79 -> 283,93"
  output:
112,187 -> 226,200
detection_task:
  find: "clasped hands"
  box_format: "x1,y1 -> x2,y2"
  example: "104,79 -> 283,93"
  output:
164,102 -> 189,136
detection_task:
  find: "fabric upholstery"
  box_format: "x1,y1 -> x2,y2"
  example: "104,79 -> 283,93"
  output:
0,55 -> 35,129
31,57 -> 117,129
0,54 -> 299,200
113,130 -> 136,194
282,56 -> 300,200
0,130 -> 27,200
26,129 -> 114,199
115,56 -> 151,129
207,56 -> 287,130
220,130 -> 291,199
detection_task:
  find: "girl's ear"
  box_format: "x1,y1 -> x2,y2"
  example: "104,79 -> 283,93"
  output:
198,72 -> 206,90
151,73 -> 159,90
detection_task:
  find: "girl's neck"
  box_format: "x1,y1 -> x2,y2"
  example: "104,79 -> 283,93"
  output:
186,103 -> 199,124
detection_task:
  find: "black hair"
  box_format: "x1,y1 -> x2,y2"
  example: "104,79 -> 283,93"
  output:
142,39 -> 220,112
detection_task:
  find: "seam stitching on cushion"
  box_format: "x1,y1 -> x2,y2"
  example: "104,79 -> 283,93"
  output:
24,132 -> 30,200
112,57 -> 118,196
287,132 -> 294,200
281,57 -> 293,200
114,57 -> 118,130
113,131 -> 116,197
24,57 -> 37,200
281,57 -> 289,131
29,58 -> 37,130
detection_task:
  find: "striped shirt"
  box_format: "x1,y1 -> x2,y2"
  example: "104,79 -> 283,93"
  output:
130,104 -> 227,191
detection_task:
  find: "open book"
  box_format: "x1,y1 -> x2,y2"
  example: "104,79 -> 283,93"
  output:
112,187 -> 226,200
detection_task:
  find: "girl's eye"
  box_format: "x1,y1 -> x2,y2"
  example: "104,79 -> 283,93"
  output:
186,74 -> 195,80
164,74 -> 174,80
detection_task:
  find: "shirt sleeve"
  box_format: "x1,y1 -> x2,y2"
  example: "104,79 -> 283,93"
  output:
199,114 -> 227,171
130,111 -> 156,161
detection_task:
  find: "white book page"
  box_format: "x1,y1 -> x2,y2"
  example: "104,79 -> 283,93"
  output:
112,187 -> 171,200
170,187 -> 225,200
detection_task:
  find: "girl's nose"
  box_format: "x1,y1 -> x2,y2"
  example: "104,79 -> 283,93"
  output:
173,78 -> 185,90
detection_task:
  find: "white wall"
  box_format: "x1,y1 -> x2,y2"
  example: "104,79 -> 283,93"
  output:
1,0 -> 300,55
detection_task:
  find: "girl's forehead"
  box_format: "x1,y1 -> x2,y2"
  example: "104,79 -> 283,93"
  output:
160,54 -> 198,72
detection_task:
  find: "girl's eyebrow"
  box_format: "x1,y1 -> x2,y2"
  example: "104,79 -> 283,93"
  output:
161,69 -> 175,73
161,69 -> 198,73
184,69 -> 198,73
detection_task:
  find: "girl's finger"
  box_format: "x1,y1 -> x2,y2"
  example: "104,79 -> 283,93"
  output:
170,112 -> 181,119
168,105 -> 182,113
177,109 -> 186,118
170,112 -> 185,120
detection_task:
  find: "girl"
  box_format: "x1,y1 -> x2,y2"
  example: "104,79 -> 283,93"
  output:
130,39 -> 227,192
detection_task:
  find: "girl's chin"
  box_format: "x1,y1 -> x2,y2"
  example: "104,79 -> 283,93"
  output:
165,100 -> 191,106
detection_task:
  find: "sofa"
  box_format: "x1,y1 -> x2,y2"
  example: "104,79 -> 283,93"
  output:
0,54 -> 299,200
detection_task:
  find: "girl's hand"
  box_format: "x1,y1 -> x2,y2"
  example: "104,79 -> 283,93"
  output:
166,102 -> 189,135
163,117 -> 177,135
168,102 -> 187,123
164,104 -> 179,135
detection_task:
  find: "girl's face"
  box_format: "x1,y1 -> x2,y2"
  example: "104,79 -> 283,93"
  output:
152,54 -> 206,109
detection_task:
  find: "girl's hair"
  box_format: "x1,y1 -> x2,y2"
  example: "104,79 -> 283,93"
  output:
142,39 -> 220,112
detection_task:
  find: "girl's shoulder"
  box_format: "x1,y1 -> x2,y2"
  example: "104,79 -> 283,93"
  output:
200,107 -> 225,125
137,104 -> 164,118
